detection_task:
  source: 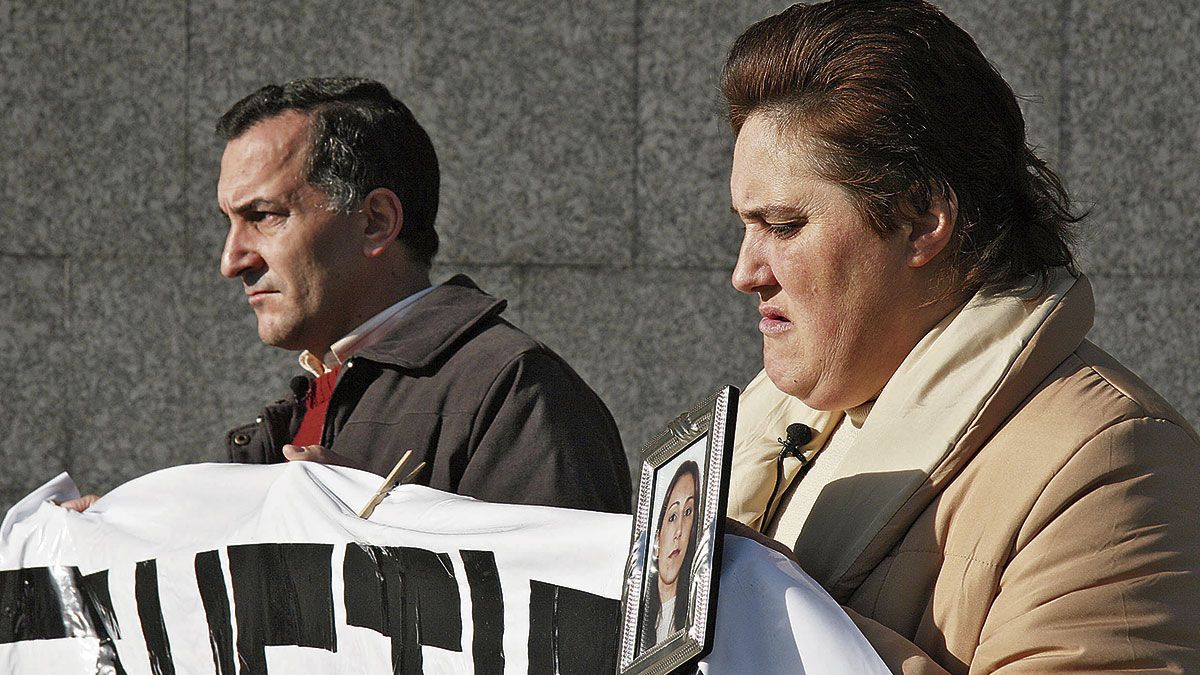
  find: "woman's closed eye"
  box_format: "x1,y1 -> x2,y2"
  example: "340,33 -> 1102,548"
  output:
762,220 -> 805,239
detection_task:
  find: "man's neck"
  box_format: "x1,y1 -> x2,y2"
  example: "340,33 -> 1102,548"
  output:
353,270 -> 432,329
299,277 -> 435,375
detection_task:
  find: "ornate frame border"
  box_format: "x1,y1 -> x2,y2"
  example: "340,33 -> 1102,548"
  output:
616,385 -> 739,675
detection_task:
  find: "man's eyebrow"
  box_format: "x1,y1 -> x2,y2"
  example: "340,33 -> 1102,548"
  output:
225,198 -> 280,216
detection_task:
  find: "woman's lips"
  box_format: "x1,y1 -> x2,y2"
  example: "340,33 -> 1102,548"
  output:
758,306 -> 793,335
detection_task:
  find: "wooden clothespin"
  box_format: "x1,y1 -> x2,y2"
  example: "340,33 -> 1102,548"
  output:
357,450 -> 427,519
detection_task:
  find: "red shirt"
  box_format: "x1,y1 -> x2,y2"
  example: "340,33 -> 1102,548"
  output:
290,365 -> 340,447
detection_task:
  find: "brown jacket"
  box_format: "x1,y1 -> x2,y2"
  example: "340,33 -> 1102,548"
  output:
226,275 -> 631,514
730,273 -> 1200,673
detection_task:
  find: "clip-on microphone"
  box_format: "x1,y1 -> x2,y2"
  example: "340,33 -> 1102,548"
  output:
778,422 -> 814,461
762,422 -> 815,530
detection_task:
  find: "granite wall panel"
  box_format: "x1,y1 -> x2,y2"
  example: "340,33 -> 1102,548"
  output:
1090,273 -> 1200,426
65,257 -> 197,495
1066,1 -> 1200,276
1,1 -> 1196,510
1064,0 -> 1200,423
410,1 -> 638,266
59,1 -> 189,257
0,2 -> 67,255
0,256 -> 71,504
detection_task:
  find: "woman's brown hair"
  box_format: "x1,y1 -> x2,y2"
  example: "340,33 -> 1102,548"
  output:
722,0 -> 1082,295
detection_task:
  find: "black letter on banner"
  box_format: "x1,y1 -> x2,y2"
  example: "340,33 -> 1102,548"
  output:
0,567 -> 83,642
343,545 -> 464,671
227,543 -> 336,674
195,550 -> 235,675
135,560 -> 176,675
527,581 -> 619,674
80,569 -> 121,639
399,547 -> 461,649
0,568 -> 69,643
0,566 -> 127,673
461,550 -> 504,675
344,545 -> 413,672
80,569 -> 127,675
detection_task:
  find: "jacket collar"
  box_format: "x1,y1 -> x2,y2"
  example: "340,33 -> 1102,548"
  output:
727,377 -> 842,528
353,274 -> 507,369
733,269 -> 1094,600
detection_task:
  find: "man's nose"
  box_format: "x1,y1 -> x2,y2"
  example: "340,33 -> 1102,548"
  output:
731,232 -> 775,294
220,222 -> 264,280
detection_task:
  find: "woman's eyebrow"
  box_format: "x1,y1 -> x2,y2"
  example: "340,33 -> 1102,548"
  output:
731,203 -> 805,222
667,495 -> 697,510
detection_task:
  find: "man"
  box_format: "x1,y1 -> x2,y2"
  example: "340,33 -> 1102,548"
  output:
215,77 -> 629,513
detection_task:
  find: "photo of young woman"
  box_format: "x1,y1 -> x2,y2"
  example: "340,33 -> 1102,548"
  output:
638,458 -> 702,653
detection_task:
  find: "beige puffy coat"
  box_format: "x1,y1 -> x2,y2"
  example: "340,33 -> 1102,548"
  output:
729,273 -> 1200,673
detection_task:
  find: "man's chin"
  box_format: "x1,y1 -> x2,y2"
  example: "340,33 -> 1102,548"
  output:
257,323 -> 304,352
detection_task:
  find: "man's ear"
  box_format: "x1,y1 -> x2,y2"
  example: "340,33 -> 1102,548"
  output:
907,184 -> 957,269
361,188 -> 404,258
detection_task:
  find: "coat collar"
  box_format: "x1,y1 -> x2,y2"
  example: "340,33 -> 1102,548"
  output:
732,270 -> 1094,600
353,274 -> 507,370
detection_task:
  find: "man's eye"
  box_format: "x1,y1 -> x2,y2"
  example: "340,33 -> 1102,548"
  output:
245,212 -> 288,231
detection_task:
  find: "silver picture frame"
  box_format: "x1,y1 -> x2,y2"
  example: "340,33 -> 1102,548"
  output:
616,385 -> 738,675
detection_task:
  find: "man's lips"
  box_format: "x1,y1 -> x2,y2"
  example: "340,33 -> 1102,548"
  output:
668,548 -> 680,559
246,289 -> 279,304
758,305 -> 792,335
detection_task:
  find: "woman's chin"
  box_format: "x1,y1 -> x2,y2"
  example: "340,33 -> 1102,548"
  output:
659,576 -> 678,594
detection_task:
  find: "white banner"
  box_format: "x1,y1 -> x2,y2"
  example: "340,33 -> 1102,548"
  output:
0,463 -> 886,674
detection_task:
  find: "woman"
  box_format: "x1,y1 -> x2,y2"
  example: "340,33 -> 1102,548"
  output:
722,1 -> 1200,672
639,460 -> 700,654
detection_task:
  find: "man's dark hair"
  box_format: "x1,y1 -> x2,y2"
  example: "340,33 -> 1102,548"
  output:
217,77 -> 439,265
722,0 -> 1082,295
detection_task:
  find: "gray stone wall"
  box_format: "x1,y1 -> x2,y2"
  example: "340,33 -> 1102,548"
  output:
2,1 -> 1197,509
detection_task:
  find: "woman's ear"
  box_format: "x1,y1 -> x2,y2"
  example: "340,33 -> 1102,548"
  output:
361,188 -> 404,258
907,184 -> 957,269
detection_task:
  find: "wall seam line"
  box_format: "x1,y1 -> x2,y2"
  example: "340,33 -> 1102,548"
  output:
183,0 -> 193,255
62,254 -> 74,474
1058,0 -> 1073,178
630,0 -> 642,268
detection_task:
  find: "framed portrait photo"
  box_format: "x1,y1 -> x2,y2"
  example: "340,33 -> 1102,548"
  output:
616,385 -> 738,675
